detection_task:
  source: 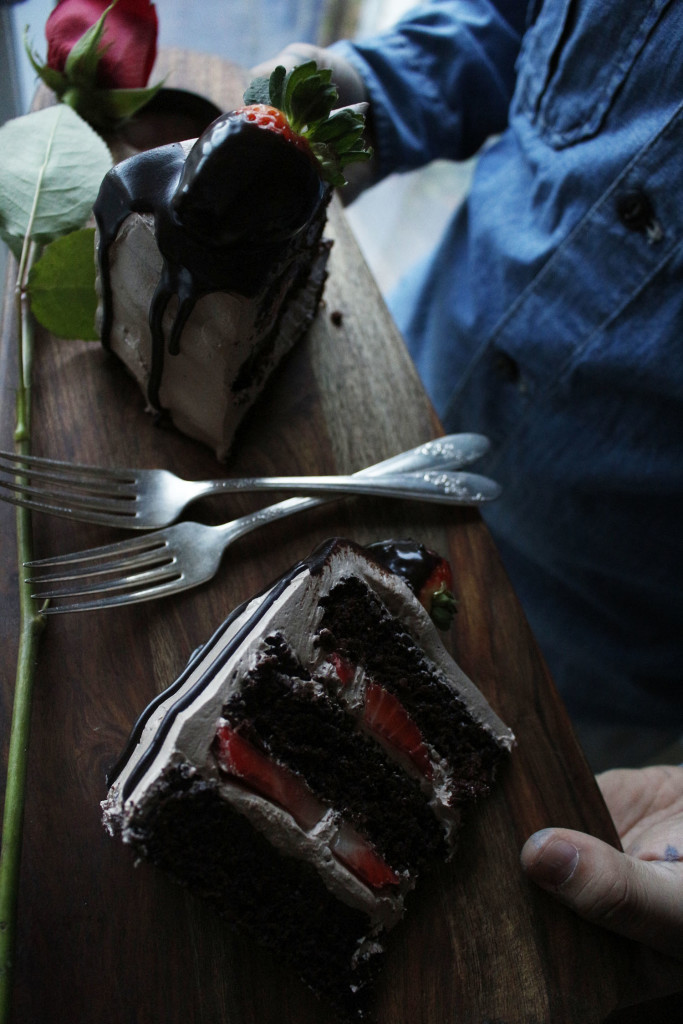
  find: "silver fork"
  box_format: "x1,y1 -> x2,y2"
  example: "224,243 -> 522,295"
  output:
25,435 -> 496,614
0,433 -> 495,529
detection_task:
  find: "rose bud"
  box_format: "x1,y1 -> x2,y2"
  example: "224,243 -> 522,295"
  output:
46,0 -> 158,89
26,0 -> 160,132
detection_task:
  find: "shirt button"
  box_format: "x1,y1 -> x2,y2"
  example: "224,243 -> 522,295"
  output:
616,188 -> 656,232
493,351 -> 520,383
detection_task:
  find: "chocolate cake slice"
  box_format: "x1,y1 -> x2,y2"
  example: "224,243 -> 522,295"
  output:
102,538 -> 514,1019
93,62 -> 370,459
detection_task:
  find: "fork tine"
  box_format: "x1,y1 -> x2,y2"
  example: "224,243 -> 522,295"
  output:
26,546 -> 173,585
36,574 -> 187,614
0,453 -> 137,497
25,533 -> 170,574
0,488 -> 136,528
0,477 -> 136,514
0,449 -> 137,486
31,562 -> 181,602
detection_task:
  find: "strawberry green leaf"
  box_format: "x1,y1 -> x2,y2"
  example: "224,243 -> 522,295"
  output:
313,108 -> 365,146
243,71 -> 276,107
284,65 -> 337,131
242,60 -> 372,187
283,61 -> 322,108
28,229 -> 99,341
429,585 -> 458,631
268,65 -> 287,109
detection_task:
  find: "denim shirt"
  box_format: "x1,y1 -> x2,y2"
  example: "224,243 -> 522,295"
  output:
334,0 -> 683,733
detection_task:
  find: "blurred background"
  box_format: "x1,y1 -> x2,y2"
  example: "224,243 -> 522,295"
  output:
0,0 -> 474,308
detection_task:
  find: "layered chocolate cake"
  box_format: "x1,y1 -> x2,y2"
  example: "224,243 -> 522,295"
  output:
93,63 -> 370,459
103,538 -> 514,1020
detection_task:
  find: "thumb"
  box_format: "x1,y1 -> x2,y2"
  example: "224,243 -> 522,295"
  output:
520,827 -> 683,959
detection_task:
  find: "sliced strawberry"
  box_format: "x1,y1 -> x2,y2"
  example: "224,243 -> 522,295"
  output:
215,724 -> 400,890
363,682 -> 433,779
214,723 -> 325,831
331,822 -> 400,890
328,651 -> 355,687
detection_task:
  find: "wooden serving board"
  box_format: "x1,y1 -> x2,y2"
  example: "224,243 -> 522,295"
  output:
0,50 -> 635,1024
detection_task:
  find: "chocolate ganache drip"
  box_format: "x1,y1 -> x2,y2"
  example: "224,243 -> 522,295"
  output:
94,113 -> 327,412
366,539 -> 443,597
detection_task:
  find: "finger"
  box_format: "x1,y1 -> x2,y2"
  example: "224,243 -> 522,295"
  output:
250,43 -> 326,80
520,827 -> 683,960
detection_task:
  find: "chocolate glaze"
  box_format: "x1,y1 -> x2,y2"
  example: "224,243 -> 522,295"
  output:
94,114 -> 327,412
366,538 -> 443,596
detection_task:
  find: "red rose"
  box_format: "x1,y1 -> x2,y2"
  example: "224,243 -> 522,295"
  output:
46,0 -> 158,90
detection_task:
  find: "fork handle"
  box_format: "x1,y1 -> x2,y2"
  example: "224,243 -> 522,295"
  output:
212,436 -> 495,543
201,470 -> 499,504
198,432 -> 491,502
193,432 -> 492,504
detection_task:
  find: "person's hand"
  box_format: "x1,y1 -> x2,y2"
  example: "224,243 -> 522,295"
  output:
250,43 -> 375,201
521,765 -> 683,1000
251,42 -> 368,109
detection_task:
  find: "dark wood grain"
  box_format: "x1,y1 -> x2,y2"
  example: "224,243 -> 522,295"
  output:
0,50 -> 636,1024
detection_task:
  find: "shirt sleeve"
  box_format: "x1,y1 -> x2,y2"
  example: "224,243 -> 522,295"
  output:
330,0 -> 528,177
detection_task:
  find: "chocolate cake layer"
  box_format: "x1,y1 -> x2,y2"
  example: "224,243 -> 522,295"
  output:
318,577 -> 508,805
128,764 -> 378,1021
221,634 -> 446,875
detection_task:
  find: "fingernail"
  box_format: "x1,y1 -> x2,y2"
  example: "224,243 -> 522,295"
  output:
528,833 -> 579,888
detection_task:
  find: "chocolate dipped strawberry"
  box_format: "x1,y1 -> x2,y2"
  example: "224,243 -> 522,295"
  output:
171,61 -> 371,252
367,539 -> 458,630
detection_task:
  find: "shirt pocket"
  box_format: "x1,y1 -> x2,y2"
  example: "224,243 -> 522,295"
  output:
513,0 -> 673,148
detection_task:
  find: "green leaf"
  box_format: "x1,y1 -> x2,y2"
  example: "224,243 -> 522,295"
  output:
243,71 -> 275,107
97,81 -> 165,121
64,0 -> 116,87
240,60 -> 371,187
23,31 -> 67,96
0,105 -> 112,258
313,109 -> 363,144
290,77 -> 337,132
267,65 -> 287,109
27,229 -> 99,341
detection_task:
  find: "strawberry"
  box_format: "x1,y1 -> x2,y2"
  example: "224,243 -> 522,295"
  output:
366,539 -> 458,631
331,822 -> 400,890
363,682 -> 433,779
328,651 -> 355,687
172,60 -> 371,261
242,60 -> 372,187
229,103 -> 313,157
214,723 -> 326,831
417,558 -> 458,632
